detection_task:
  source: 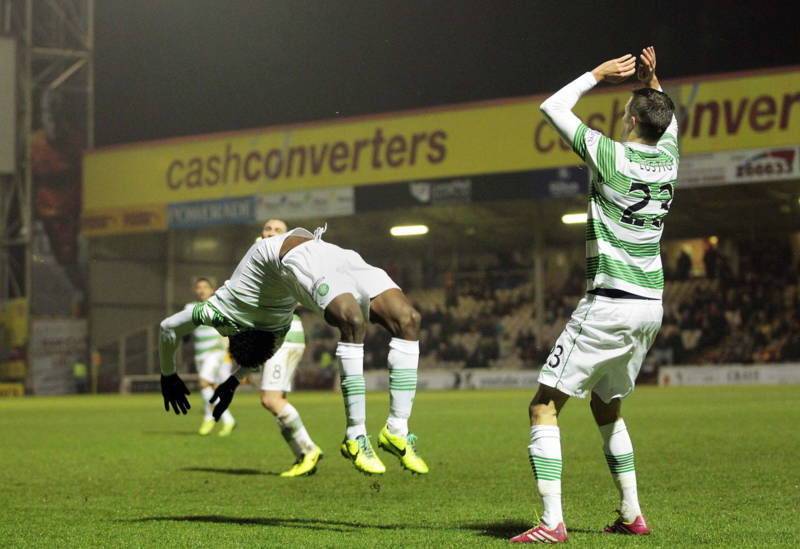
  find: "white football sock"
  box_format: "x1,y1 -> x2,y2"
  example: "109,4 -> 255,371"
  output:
387,338 -> 419,436
201,386 -> 214,421
337,342 -> 366,440
529,425 -> 563,529
599,418 -> 641,521
276,403 -> 316,458
220,409 -> 235,426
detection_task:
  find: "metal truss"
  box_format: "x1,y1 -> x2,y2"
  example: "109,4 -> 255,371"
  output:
0,0 -> 93,302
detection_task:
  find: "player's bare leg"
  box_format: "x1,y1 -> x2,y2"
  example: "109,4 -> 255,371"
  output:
368,289 -> 428,474
510,385 -> 570,543
325,293 -> 385,474
591,393 -> 649,535
261,390 -> 322,477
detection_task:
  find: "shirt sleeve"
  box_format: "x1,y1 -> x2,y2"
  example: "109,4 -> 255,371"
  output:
539,72 -> 598,156
539,72 -> 619,182
655,85 -> 679,160
159,308 -> 197,375
658,114 -> 680,160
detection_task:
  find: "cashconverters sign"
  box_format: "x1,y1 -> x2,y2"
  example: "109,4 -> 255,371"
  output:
83,66 -> 800,235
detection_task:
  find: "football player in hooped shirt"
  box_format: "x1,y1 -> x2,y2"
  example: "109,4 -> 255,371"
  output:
159,224 -> 429,475
511,47 -> 677,543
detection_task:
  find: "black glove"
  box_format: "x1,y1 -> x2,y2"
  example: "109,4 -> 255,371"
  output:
160,373 -> 191,415
210,375 -> 240,421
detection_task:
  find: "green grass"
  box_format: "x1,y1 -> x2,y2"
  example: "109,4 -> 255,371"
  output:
1,385 -> 799,548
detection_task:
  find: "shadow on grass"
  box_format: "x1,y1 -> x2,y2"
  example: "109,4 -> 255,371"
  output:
464,520 -> 600,539
179,467 -> 276,476
123,515 -> 406,533
463,519 -> 532,539
141,430 -> 196,436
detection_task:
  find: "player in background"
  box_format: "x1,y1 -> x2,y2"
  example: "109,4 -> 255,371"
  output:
256,219 -> 322,477
510,47 -> 677,543
159,224 -> 429,476
188,278 -> 237,436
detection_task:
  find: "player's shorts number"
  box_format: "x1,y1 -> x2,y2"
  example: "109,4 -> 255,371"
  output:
547,344 -> 565,368
271,362 -> 282,380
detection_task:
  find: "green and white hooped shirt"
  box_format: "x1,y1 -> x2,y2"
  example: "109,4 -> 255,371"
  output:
540,72 -> 679,299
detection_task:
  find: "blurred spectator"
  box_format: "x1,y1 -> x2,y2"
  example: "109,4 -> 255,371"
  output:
676,249 -> 692,280
295,236 -> 799,372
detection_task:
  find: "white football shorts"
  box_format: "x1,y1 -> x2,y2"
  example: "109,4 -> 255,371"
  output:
197,350 -> 232,385
537,294 -> 663,402
260,342 -> 306,392
282,239 -> 399,318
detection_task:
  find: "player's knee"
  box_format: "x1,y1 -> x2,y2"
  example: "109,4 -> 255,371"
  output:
395,306 -> 421,339
260,393 -> 283,414
529,401 -> 558,424
338,310 -> 366,341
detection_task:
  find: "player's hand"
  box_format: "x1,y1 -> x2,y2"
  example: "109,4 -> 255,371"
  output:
591,54 -> 636,84
160,374 -> 191,415
210,375 -> 240,421
637,46 -> 659,88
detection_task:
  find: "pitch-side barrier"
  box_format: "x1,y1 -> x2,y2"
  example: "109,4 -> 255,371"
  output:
658,363 -> 800,386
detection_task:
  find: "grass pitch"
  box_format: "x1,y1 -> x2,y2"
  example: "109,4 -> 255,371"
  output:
1,385 -> 798,548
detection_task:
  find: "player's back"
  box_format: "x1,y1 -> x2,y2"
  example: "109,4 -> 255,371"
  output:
209,228 -> 315,331
577,116 -> 679,299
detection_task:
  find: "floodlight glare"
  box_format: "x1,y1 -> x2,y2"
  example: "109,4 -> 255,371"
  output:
561,213 -> 588,224
390,224 -> 429,237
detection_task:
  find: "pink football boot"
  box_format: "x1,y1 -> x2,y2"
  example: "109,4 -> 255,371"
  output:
601,513 -> 650,535
509,522 -> 568,543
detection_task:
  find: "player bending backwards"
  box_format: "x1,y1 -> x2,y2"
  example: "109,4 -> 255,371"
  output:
188,277 -> 236,436
511,47 -> 677,543
256,219 -> 322,478
159,224 -> 429,475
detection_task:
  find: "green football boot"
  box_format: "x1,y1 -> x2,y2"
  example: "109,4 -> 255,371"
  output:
198,418 -> 215,436
280,446 -> 323,477
217,421 -> 236,437
340,435 -> 386,475
378,424 -> 430,474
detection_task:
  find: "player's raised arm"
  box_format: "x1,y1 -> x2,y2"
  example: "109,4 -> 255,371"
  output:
540,54 -> 636,160
638,46 -> 679,158
159,308 -> 195,414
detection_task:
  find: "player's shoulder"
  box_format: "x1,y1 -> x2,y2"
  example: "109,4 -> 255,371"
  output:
580,123 -> 621,150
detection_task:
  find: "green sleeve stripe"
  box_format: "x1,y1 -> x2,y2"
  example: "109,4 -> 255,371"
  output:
586,254 -> 664,290
191,302 -> 204,326
586,219 -> 661,257
659,132 -> 678,146
661,141 -> 679,157
572,123 -> 589,160
596,135 -> 617,182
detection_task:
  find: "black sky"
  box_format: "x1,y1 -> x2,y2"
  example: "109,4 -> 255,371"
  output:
94,0 -> 799,147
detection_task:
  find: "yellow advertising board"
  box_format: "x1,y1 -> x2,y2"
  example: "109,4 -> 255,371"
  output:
83,66 -> 800,232
0,382 -> 24,397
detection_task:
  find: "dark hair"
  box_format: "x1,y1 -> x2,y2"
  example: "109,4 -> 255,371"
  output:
229,330 -> 278,368
194,277 -> 213,286
629,88 -> 675,143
